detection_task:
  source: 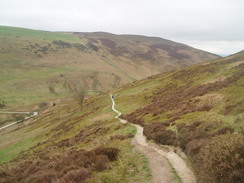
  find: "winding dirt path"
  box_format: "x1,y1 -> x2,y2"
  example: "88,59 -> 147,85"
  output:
110,94 -> 196,183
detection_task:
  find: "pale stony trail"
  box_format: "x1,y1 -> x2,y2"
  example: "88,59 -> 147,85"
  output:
110,94 -> 196,183
0,112 -> 38,130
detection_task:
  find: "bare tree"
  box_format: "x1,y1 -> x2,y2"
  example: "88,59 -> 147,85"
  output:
67,80 -> 87,110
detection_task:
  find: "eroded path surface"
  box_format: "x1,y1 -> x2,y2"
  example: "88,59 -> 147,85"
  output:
110,94 -> 196,183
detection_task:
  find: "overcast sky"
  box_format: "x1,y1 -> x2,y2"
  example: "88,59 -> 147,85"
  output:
0,0 -> 243,56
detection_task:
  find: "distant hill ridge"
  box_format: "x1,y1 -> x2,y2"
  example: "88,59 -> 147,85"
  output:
0,25 -> 219,108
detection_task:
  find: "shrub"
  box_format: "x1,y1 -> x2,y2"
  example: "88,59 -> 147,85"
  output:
26,171 -> 56,183
58,168 -> 91,183
1,146 -> 120,183
0,171 -> 7,177
177,127 -> 195,150
185,138 -> 208,156
196,102 -> 212,111
135,118 -> 145,126
154,130 -> 177,146
93,155 -> 110,171
198,133 -> 244,183
210,126 -> 234,137
120,114 -> 145,126
143,122 -> 177,146
143,122 -> 167,140
177,121 -> 220,151
110,134 -> 127,141
93,147 -> 120,161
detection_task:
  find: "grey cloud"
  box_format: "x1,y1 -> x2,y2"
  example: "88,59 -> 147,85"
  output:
0,0 -> 243,55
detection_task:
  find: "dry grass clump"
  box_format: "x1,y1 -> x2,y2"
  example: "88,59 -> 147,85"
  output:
197,133 -> 244,183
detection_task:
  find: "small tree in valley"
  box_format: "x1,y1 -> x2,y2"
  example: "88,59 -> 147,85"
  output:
67,80 -> 87,110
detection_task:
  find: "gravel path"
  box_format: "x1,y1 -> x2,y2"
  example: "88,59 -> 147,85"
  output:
0,112 -> 38,130
110,94 -> 196,183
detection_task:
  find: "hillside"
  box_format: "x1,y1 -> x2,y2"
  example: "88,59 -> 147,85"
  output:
115,51 -> 244,182
0,26 -> 219,109
0,51 -> 243,182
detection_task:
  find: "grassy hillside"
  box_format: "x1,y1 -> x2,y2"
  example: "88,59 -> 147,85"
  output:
0,94 -> 152,183
114,51 -> 244,183
0,51 -> 242,182
0,26 -> 219,109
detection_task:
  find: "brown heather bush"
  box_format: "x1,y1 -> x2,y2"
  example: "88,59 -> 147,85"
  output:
57,168 -> 91,183
1,146 -> 119,183
144,122 -> 177,146
196,102 -> 212,111
110,134 -> 127,141
210,126 -> 234,137
197,133 -> 244,183
154,130 -> 177,146
144,122 -> 166,140
93,147 -> 120,161
177,121 -> 226,151
0,171 -> 8,178
120,114 -> 145,126
185,138 -> 208,156
175,121 -> 242,182
93,155 -> 110,171
25,171 -> 57,183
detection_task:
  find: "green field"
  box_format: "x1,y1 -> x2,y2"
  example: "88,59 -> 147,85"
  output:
0,26 -> 82,42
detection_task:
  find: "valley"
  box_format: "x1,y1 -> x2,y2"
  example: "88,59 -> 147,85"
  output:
0,26 -> 219,110
0,26 -> 243,183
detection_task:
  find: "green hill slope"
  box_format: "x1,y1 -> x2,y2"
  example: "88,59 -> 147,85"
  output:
115,51 -> 244,182
0,51 -> 243,182
0,26 -> 219,109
